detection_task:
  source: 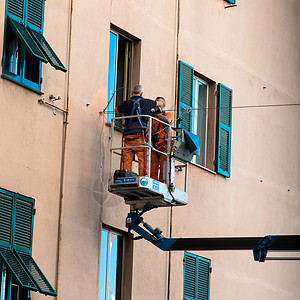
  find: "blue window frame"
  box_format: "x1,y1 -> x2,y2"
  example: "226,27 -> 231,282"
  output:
99,229 -> 123,300
2,0 -> 66,93
183,252 -> 211,300
107,32 -> 118,123
0,188 -> 57,298
107,30 -> 133,123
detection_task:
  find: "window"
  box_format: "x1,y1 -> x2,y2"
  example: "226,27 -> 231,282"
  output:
0,188 -> 56,298
183,252 -> 211,300
193,77 -> 209,166
99,229 -> 123,300
0,263 -> 29,300
2,0 -> 66,92
107,27 -> 140,122
177,61 -> 232,177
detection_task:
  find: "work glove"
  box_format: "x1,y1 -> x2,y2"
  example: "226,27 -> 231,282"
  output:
150,106 -> 163,115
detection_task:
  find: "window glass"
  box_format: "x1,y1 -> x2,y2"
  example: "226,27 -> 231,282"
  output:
0,263 -> 7,300
116,35 -> 132,106
99,230 -> 108,300
4,23 -> 21,76
107,30 -> 133,124
99,229 -> 123,300
193,78 -> 208,166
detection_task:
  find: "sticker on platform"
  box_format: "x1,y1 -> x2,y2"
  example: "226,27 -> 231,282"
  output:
152,180 -> 159,191
140,177 -> 148,186
114,177 -> 136,184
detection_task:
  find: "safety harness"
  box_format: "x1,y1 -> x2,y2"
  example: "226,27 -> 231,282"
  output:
124,98 -> 147,135
120,97 -> 148,174
152,112 -> 170,151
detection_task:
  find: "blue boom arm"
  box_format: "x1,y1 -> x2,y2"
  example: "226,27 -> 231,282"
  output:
126,212 -> 300,262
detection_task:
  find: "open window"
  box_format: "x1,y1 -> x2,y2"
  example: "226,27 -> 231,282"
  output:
107,26 -> 141,123
2,0 -> 66,93
177,61 -> 232,177
0,188 -> 56,298
99,228 -> 124,300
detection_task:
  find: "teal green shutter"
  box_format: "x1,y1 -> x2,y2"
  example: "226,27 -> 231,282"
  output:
0,188 -> 57,296
14,196 -> 34,252
197,257 -> 210,300
7,0 -> 24,20
28,28 -> 67,72
183,252 -> 211,300
177,61 -> 194,132
216,83 -> 232,177
183,253 -> 196,299
0,190 -> 13,247
8,17 -> 48,62
0,246 -> 38,291
15,251 -> 57,296
27,0 -> 44,30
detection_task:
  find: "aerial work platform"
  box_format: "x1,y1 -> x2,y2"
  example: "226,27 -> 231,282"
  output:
108,175 -> 188,211
108,114 -> 199,211
106,113 -> 300,262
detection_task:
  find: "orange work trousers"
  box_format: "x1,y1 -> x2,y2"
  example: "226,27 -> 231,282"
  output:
150,145 -> 167,182
122,135 -> 147,176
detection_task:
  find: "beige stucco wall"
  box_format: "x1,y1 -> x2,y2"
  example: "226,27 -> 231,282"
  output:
170,0 -> 300,300
0,0 -> 299,299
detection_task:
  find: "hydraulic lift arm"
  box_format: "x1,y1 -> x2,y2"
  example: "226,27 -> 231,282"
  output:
126,212 -> 300,262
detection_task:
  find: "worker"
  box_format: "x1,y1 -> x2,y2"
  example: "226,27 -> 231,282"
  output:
150,97 -> 173,182
115,84 -> 159,176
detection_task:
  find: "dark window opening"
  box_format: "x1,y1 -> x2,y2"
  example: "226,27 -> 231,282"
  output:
0,263 -> 29,300
25,50 -> 40,84
4,23 -> 21,76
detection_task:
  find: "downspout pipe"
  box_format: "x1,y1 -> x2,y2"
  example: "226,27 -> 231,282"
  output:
167,0 -> 180,299
55,0 -> 73,298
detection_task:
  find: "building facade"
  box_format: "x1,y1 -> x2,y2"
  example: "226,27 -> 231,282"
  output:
0,0 -> 299,299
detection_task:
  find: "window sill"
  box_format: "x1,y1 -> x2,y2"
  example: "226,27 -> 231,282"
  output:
189,161 -> 217,175
105,121 -> 124,133
1,74 -> 44,95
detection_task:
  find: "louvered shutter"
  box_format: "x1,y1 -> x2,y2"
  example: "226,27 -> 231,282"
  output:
216,83 -> 232,177
28,28 -> 67,72
14,195 -> 34,252
177,61 -> 194,132
7,0 -> 24,21
27,0 -> 44,30
8,17 -> 48,62
184,252 -> 211,300
0,246 -> 38,291
197,257 -> 210,300
183,253 -> 197,299
0,190 -> 13,247
15,251 -> 57,296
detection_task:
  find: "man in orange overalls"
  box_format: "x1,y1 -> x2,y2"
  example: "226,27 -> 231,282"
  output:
115,85 -> 157,176
150,97 -> 173,182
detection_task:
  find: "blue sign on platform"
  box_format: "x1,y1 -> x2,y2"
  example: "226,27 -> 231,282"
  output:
152,180 -> 159,191
140,178 -> 148,186
114,177 -> 136,184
